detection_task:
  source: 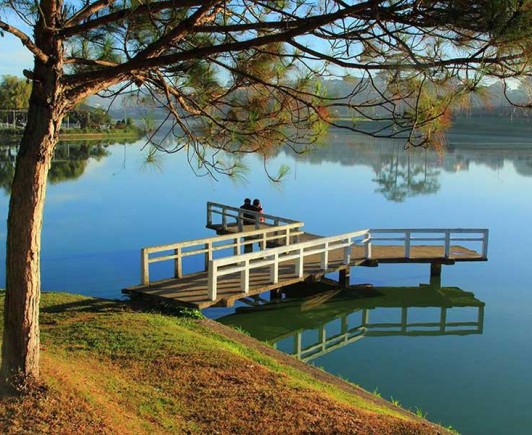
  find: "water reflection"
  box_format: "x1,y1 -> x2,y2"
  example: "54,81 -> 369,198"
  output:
372,148 -> 440,202
219,282 -> 485,363
49,143 -> 110,184
272,117 -> 532,202
2,118 -> 531,201
0,141 -> 127,193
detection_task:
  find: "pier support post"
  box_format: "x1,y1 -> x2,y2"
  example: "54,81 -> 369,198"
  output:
339,268 -> 350,287
429,273 -> 441,289
430,263 -> 442,289
270,289 -> 282,300
430,262 -> 442,276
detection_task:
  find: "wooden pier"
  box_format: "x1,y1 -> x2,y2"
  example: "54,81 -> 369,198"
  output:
123,202 -> 489,309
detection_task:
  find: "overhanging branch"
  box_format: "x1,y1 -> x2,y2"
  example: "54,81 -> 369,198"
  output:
0,20 -> 49,64
61,0 -> 207,37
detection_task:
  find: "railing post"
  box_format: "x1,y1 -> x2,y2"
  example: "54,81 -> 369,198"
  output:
319,325 -> 326,351
294,229 -> 300,244
320,242 -> 329,270
478,305 -> 485,334
444,231 -> 451,258
241,260 -> 250,293
204,242 -> 212,271
208,260 -> 217,301
295,248 -> 304,277
294,332 -> 302,359
482,230 -> 489,258
222,207 -> 227,230
343,239 -> 351,265
261,233 -> 266,250
341,314 -> 348,335
235,238 -> 241,256
207,202 -> 212,227
141,248 -> 149,285
440,307 -> 447,332
401,307 -> 408,332
270,253 -> 279,283
285,228 -> 290,246
237,210 -> 243,232
174,247 -> 182,278
405,231 -> 411,258
365,234 -> 372,259
362,309 -> 369,326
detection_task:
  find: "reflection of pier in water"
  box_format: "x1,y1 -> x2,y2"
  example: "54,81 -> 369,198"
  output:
219,283 -> 485,363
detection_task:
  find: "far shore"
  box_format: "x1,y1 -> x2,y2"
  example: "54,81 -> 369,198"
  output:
0,127 -> 145,142
57,131 -> 145,140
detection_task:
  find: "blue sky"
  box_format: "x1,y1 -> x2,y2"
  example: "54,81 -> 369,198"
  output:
0,34 -> 33,77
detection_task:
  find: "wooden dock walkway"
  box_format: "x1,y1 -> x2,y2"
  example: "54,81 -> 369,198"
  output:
123,202 -> 488,309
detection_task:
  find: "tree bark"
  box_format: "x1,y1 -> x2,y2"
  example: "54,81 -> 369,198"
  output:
1,95 -> 63,384
1,0 -> 66,387
1,26 -> 66,383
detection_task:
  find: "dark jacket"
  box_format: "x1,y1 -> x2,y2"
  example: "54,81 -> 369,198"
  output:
240,203 -> 257,224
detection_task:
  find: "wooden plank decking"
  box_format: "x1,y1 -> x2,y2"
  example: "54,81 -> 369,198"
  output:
123,243 -> 484,309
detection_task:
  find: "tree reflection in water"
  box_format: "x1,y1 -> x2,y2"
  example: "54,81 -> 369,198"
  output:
0,141 -> 118,193
372,146 -> 440,202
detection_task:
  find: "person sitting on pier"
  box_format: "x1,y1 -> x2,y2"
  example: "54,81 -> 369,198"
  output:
253,198 -> 265,223
240,198 -> 256,225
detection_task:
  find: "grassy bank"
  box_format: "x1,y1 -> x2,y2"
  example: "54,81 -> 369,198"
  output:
0,292 -> 450,434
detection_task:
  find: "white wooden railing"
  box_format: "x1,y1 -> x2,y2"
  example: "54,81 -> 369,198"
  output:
140,222 -> 304,285
206,228 -> 489,301
207,201 -> 301,232
365,228 -> 489,259
207,230 -> 370,300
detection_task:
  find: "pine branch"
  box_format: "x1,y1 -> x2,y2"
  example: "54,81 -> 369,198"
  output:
0,20 -> 49,64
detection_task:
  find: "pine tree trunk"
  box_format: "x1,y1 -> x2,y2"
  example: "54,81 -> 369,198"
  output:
1,16 -> 66,383
0,0 -> 66,386
1,77 -> 64,386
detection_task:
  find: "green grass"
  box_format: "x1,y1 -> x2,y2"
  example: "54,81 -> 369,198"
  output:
415,406 -> 428,418
391,397 -> 402,407
0,292 -> 447,434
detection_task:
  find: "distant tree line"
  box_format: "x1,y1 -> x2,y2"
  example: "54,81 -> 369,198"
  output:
0,76 -> 117,129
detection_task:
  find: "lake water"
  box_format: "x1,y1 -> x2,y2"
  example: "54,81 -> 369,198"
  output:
1,117 -> 532,434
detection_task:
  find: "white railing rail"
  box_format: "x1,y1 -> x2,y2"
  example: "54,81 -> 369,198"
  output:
207,227 -> 489,301
140,222 -> 304,285
208,230 -> 370,301
365,228 -> 489,260
207,201 -> 301,231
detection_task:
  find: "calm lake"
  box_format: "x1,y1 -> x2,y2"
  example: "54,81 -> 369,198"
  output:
1,117 -> 532,434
